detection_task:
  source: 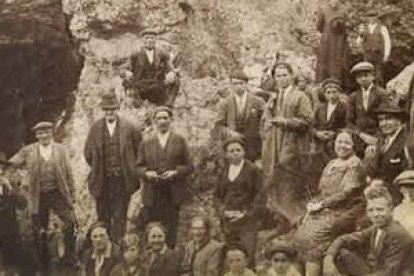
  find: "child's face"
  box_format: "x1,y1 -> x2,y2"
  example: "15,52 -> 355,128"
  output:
227,250 -> 247,273
401,186 -> 414,201
271,252 -> 290,274
124,245 -> 140,265
324,87 -> 339,104
297,78 -> 307,90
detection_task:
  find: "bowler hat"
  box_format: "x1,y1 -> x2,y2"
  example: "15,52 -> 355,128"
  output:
32,121 -> 54,132
222,135 -> 245,151
0,152 -> 10,166
322,77 -> 342,92
374,100 -> 408,121
350,61 -> 375,74
266,239 -> 297,260
100,93 -> 120,110
229,69 -> 249,82
152,105 -> 173,119
394,170 -> 414,187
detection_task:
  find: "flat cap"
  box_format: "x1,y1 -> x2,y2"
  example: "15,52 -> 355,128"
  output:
229,69 -> 249,82
322,77 -> 342,92
394,170 -> 414,186
266,239 -> 297,259
350,61 -> 375,74
152,105 -> 173,119
223,135 -> 245,150
141,28 -> 157,36
32,121 -> 54,132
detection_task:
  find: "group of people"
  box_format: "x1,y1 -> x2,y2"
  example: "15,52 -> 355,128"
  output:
1,2 -> 414,275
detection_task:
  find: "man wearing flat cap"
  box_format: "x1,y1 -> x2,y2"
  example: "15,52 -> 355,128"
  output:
125,28 -> 179,106
394,170 -> 414,239
356,10 -> 391,86
9,121 -> 77,268
347,61 -> 388,155
214,137 -> 265,268
215,69 -> 265,162
136,106 -> 193,247
264,239 -> 301,276
84,92 -> 142,243
364,100 -> 410,204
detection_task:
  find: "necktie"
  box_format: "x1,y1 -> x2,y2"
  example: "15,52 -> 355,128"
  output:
277,89 -> 284,112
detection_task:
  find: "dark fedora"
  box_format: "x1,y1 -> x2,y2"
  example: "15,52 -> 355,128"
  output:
229,69 -> 249,82
222,135 -> 245,151
265,239 -> 297,260
100,93 -> 120,110
374,100 -> 408,121
32,121 -> 54,132
0,152 -> 10,166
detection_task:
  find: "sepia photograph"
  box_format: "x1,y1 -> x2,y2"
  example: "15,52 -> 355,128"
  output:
0,0 -> 414,275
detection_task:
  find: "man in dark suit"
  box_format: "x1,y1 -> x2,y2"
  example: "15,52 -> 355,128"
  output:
126,29 -> 179,106
215,70 -> 265,162
364,100 -> 410,204
136,106 -> 193,247
347,62 -> 387,154
84,93 -> 142,243
323,185 -> 414,276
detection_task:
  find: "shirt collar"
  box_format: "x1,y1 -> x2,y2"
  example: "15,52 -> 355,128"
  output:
386,125 -> 404,142
157,130 -> 171,139
38,142 -> 54,150
92,243 -> 112,259
362,83 -> 374,93
229,159 -> 245,169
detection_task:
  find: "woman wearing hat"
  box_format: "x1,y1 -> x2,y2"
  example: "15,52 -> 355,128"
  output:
393,170 -> 414,238
263,240 -> 302,276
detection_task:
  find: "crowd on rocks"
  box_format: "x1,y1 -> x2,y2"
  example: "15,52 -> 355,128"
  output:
2,1 -> 414,275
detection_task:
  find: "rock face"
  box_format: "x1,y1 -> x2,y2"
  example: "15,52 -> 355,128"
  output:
0,0 -> 83,156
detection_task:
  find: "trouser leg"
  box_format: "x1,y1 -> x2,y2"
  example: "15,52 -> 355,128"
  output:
33,191 -> 52,270
335,248 -> 372,275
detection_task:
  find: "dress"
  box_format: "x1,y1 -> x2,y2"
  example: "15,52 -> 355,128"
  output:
315,6 -> 351,88
294,155 -> 366,262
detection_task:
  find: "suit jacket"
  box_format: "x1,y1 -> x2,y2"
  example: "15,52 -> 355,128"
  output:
130,46 -> 171,82
82,244 -> 122,276
313,101 -> 347,132
136,132 -> 193,206
10,142 -> 74,214
84,117 -> 142,198
261,87 -> 313,177
327,220 -> 414,276
347,85 -> 387,135
144,248 -> 181,276
216,93 -> 265,161
182,240 -> 224,276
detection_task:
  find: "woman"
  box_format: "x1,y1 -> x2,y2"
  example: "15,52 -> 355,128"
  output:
142,222 -> 181,276
315,0 -> 351,88
181,216 -> 224,276
110,233 -> 143,276
294,130 -> 366,276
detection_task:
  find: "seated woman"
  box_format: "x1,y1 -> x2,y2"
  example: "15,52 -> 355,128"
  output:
110,233 -> 143,276
142,222 -> 180,276
294,129 -> 366,276
82,222 -> 122,276
181,216 -> 224,276
263,240 -> 302,276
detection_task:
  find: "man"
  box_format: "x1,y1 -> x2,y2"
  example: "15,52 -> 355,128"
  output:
347,61 -> 387,154
365,100 -> 410,203
84,92 -> 142,243
261,61 -> 313,177
216,69 -> 265,162
126,29 -> 179,106
214,137 -> 265,268
393,170 -> 414,238
10,121 -> 77,268
323,185 -> 414,276
224,246 -> 257,276
357,10 -> 391,86
136,106 -> 193,247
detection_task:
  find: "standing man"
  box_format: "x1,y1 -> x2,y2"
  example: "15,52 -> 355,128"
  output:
136,106 -> 193,247
84,93 -> 142,243
357,10 -> 391,87
261,61 -> 313,177
347,62 -> 387,155
126,29 -> 179,106
10,121 -> 77,267
215,69 -> 265,162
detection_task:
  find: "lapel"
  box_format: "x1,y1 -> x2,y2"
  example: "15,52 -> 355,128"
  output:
356,90 -> 365,110
320,103 -> 328,126
367,86 -> 379,112
382,127 -> 406,156
244,94 -> 253,122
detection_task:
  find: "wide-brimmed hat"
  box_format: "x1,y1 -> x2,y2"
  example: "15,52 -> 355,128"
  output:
32,121 -> 54,132
229,69 -> 249,82
322,77 -> 342,92
0,152 -> 10,166
222,135 -> 245,151
265,239 -> 297,260
100,93 -> 120,110
350,61 -> 375,74
374,100 -> 408,121
394,170 -> 414,187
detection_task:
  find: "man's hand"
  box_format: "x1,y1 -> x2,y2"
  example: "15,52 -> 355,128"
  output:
271,117 -> 287,127
145,170 -> 158,180
307,202 -> 323,213
365,145 -> 376,158
323,255 -> 342,276
315,131 -> 331,141
165,71 -> 176,85
224,210 -> 246,222
359,133 -> 377,145
159,170 -> 177,179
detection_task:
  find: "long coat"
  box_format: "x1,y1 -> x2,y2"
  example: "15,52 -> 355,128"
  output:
84,117 -> 142,199
10,142 -> 74,214
315,6 -> 351,88
260,87 -> 313,177
136,132 -> 193,207
216,93 -> 265,161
